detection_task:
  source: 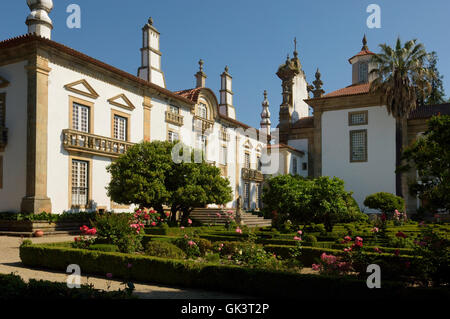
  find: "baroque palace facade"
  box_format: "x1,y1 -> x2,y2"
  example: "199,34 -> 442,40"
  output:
0,1 -> 306,214
1,1 -> 448,215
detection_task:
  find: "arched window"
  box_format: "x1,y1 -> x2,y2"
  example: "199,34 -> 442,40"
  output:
197,102 -> 208,119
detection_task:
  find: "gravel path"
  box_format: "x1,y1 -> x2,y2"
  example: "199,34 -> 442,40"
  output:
0,235 -> 249,299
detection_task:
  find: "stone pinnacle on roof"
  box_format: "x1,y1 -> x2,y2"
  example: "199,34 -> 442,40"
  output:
293,37 -> 298,58
362,34 -> 368,51
311,68 -> 325,98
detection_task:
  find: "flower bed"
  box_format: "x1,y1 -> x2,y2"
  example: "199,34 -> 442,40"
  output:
19,243 -> 449,299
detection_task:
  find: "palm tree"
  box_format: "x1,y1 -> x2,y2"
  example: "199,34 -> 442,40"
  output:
369,37 -> 435,199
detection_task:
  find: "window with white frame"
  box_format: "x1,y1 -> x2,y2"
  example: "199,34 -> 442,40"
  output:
197,103 -> 208,119
219,145 -> 227,165
358,62 -> 368,83
113,115 -> 127,141
71,159 -> 88,206
169,105 -> 180,114
350,129 -> 367,162
244,182 -> 250,209
197,134 -> 207,155
72,102 -> 90,132
168,130 -> 179,143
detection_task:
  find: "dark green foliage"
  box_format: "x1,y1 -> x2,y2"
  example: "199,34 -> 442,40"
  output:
93,212 -> 142,253
106,141 -> 232,222
262,175 -> 366,232
303,234 -> 318,244
417,52 -> 447,105
19,243 -> 449,299
145,241 -> 186,259
106,141 -> 174,213
0,211 -> 95,222
89,244 -> 120,252
364,192 -> 405,214
0,273 -> 133,299
399,115 -> 450,212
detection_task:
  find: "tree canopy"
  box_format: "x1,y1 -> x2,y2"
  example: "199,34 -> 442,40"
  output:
399,115 -> 450,212
262,175 -> 365,232
106,141 -> 233,222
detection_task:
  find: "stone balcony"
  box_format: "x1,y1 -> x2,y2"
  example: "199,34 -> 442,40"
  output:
193,116 -> 214,132
241,167 -> 264,182
0,126 -> 7,151
62,129 -> 134,158
165,111 -> 184,126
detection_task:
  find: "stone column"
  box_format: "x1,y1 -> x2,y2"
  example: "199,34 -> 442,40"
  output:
21,55 -> 52,213
143,96 -> 152,141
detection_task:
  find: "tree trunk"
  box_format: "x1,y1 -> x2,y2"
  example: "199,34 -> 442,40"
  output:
395,116 -> 409,207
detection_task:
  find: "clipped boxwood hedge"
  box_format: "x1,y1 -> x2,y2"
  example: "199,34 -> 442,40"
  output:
19,243 -> 447,299
0,273 -> 133,299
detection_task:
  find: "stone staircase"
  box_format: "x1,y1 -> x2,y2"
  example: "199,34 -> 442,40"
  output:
190,208 -> 272,228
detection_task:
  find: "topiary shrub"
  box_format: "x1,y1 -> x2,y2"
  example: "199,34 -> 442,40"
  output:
303,234 -> 317,244
364,192 -> 405,215
145,241 -> 186,259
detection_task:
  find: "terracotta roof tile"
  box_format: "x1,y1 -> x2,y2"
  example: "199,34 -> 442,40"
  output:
174,88 -> 202,103
0,34 -> 194,105
348,49 -> 375,63
323,83 -> 370,98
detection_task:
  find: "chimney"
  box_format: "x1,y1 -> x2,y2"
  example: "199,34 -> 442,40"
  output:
195,59 -> 207,88
138,17 -> 166,88
26,0 -> 54,39
219,66 -> 235,119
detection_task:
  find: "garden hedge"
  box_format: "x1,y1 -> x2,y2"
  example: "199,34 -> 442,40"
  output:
19,243 -> 448,299
0,273 -> 133,299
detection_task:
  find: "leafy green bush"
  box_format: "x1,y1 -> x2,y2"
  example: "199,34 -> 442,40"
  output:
196,238 -> 213,256
0,273 -> 133,299
262,175 -> 366,232
303,234 -> 318,244
173,236 -> 201,258
145,241 -> 186,259
19,243 -> 450,299
364,192 -> 405,215
89,244 -> 120,252
93,212 -> 143,253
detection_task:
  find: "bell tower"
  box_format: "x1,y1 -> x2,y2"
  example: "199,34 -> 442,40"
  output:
276,38 -> 309,143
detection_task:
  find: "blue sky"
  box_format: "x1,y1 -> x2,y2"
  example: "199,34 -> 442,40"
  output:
1,0 -> 449,128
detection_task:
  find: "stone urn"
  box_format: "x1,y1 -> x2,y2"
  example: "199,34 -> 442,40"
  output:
33,229 -> 44,237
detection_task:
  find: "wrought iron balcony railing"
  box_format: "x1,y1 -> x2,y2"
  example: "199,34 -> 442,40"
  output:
165,111 -> 184,126
241,167 -> 264,182
62,129 -> 134,158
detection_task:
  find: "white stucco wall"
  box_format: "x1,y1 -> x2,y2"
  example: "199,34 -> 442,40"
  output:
321,105 -> 396,212
0,61 -> 28,212
288,138 -> 308,177
47,62 -> 146,213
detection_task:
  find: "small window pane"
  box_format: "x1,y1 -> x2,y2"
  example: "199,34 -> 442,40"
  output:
349,112 -> 367,126
73,103 -> 90,132
114,115 -> 127,141
350,130 -> 367,162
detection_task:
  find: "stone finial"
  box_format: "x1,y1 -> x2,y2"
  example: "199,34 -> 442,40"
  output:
195,59 -> 207,88
311,68 -> 325,98
148,17 -> 153,25
224,65 -> 229,73
362,34 -> 368,51
293,37 -> 298,58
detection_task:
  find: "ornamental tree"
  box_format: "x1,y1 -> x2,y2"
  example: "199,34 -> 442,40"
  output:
106,141 -> 174,216
166,147 -> 233,224
107,141 -> 232,224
